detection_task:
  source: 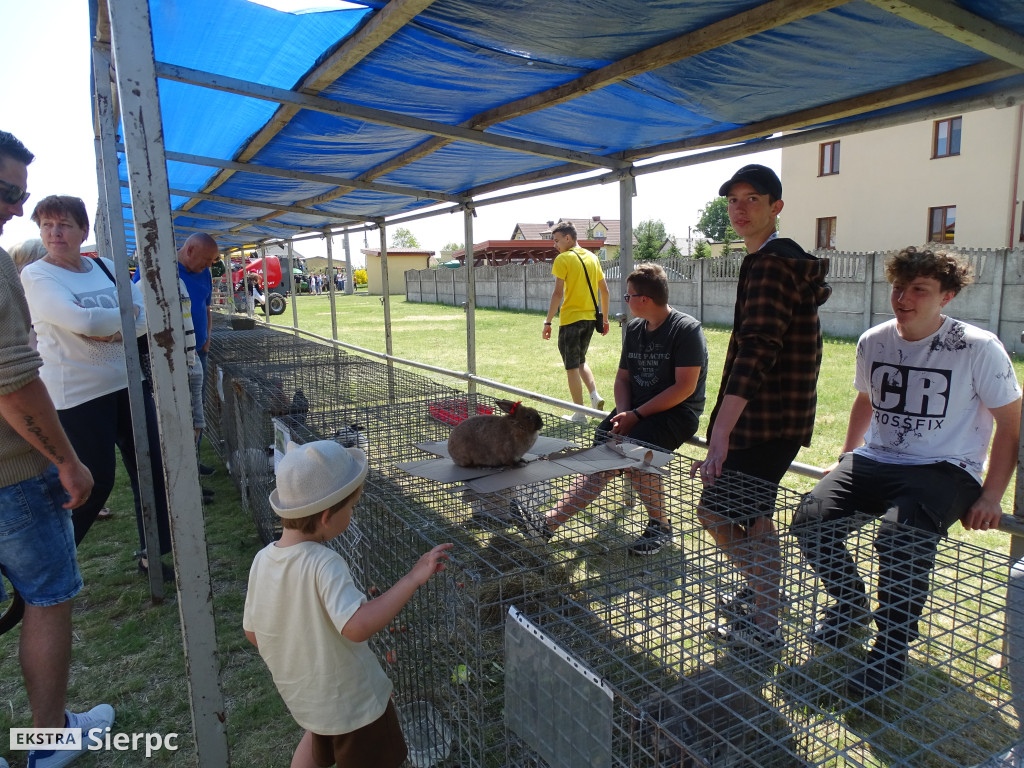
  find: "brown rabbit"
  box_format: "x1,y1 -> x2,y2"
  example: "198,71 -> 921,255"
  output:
447,400 -> 543,468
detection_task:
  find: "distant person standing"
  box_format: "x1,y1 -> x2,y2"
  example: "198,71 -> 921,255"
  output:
133,232 -> 218,480
542,221 -> 610,424
691,164 -> 831,652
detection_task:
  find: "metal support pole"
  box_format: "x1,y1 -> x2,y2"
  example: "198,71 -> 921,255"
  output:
343,230 -> 354,296
379,226 -> 394,359
105,0 -> 229,762
1008,391 -> 1024,738
287,240 -> 299,335
91,38 -> 164,601
863,251 -> 877,333
260,245 -> 269,321
326,230 -> 338,341
464,207 -> 477,397
619,175 -> 635,339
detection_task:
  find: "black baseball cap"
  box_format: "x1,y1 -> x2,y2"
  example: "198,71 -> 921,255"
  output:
719,164 -> 782,199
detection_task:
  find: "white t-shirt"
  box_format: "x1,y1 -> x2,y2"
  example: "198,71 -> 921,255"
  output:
852,316 -> 1021,482
242,541 -> 393,735
20,258 -> 146,409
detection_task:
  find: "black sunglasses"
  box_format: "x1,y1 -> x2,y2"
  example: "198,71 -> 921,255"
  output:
623,293 -> 646,302
0,179 -> 29,206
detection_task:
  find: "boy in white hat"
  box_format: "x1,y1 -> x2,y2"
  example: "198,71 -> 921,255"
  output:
243,440 -> 452,768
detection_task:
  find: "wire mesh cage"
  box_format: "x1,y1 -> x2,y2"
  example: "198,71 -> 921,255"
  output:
209,323 -> 1024,768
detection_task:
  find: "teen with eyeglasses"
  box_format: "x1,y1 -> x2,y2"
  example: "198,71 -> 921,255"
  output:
529,263 -> 707,556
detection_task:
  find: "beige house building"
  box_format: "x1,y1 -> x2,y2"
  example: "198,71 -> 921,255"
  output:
780,106 -> 1024,252
361,247 -> 434,295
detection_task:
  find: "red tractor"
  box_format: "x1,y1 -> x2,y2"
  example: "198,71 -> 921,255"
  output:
230,255 -> 288,315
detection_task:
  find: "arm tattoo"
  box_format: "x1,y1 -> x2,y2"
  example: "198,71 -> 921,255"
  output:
22,414 -> 67,465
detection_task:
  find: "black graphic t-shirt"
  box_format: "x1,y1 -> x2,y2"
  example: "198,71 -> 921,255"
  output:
619,309 -> 707,421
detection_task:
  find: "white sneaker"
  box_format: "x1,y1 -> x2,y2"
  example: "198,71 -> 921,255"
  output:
561,413 -> 587,425
590,393 -> 605,410
28,704 -> 115,768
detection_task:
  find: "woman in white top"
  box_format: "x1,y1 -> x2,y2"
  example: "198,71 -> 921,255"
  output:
21,196 -> 172,578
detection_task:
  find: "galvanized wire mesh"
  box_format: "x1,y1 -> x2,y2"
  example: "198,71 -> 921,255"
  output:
209,322 -> 1023,768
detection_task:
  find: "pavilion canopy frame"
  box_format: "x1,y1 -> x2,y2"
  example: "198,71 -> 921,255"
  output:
93,0 -> 1024,255
91,1 -> 1024,764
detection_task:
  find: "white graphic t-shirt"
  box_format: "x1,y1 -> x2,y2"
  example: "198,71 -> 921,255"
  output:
852,316 -> 1020,482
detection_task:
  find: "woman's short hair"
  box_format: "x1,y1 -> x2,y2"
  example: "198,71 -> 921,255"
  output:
7,238 -> 47,273
886,246 -> 973,296
30,195 -> 90,236
627,263 -> 670,305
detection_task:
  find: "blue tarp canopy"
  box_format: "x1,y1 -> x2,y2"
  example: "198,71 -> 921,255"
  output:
102,0 -> 1024,251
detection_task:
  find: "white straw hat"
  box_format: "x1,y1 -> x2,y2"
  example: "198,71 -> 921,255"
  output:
269,440 -> 367,519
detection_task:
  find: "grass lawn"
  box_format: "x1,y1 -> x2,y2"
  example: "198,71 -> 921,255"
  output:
0,293 -> 1019,766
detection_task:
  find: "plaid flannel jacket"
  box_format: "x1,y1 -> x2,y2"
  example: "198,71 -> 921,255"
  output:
707,238 -> 831,450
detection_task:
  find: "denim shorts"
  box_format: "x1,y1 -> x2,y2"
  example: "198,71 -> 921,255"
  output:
0,466 -> 82,606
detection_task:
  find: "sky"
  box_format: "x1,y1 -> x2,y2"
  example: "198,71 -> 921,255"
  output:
0,0 -> 779,267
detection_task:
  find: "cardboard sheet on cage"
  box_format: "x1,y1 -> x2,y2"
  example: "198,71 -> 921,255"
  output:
396,438 -> 672,493
395,436 -> 576,485
411,435 -> 574,462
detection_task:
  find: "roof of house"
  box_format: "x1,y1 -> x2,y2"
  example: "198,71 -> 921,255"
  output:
360,247 -> 436,256
512,217 -> 622,246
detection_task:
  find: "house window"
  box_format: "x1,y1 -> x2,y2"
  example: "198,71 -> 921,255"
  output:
928,206 -> 956,243
816,217 -> 837,250
819,141 -> 840,176
933,117 -> 962,158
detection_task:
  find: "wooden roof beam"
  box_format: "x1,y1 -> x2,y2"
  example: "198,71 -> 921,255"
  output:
865,0 -> 1024,69
182,0 -> 436,207
469,0 -> 854,130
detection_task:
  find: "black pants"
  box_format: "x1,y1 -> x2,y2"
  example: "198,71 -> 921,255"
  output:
792,454 -> 980,644
58,387 -> 172,556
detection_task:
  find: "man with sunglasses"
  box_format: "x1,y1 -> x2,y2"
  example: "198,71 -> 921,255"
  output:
692,164 -> 831,653
0,130 -> 115,767
534,263 -> 707,556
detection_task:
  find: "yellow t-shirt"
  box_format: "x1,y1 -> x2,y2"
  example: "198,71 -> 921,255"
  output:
551,246 -> 603,326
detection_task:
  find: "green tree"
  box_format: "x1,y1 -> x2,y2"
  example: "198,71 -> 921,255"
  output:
441,241 -> 463,253
695,197 -> 737,244
390,227 -> 420,248
693,239 -> 712,259
633,219 -> 668,262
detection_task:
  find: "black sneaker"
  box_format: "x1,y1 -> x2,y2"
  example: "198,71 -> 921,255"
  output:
709,615 -> 782,653
629,518 -> 672,556
810,597 -> 870,648
199,462 -> 216,477
848,644 -> 907,699
719,585 -> 794,619
510,502 -> 553,542
717,584 -> 755,619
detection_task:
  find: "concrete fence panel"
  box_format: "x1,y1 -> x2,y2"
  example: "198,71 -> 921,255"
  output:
406,246 -> 1024,353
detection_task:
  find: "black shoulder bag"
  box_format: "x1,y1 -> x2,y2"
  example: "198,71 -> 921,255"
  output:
574,249 -> 604,331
